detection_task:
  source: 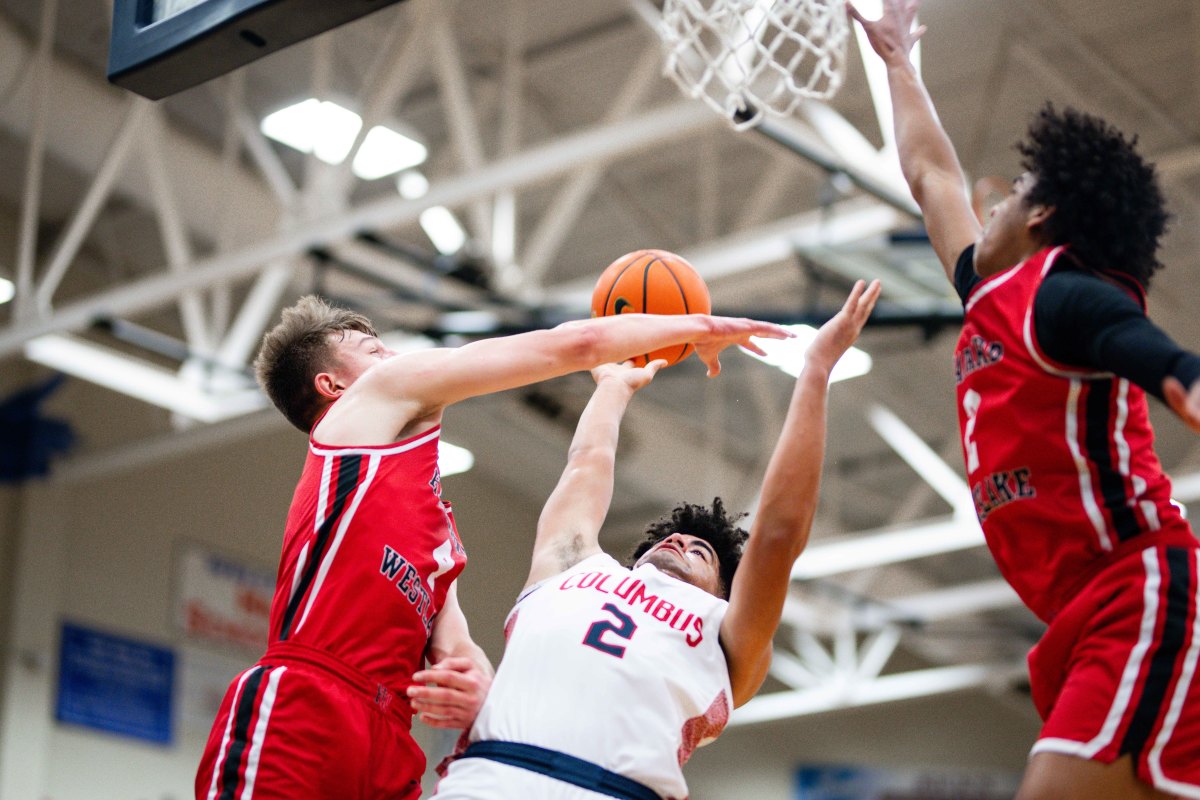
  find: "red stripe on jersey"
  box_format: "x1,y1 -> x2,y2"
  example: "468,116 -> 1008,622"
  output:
956,246 -> 1189,622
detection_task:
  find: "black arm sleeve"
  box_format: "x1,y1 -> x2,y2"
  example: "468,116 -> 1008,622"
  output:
954,245 -> 980,304
1034,271 -> 1200,401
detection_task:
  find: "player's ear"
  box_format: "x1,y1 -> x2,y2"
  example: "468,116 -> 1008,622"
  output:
313,370 -> 344,399
1027,203 -> 1055,231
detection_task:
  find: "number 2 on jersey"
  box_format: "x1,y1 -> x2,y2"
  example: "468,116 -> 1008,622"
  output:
583,603 -> 637,658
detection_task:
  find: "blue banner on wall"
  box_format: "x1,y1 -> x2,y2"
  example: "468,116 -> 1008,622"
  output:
56,623 -> 175,744
796,763 -> 1020,800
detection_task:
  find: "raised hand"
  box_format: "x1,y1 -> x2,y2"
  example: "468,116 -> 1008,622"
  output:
693,317 -> 793,378
1164,376 -> 1200,434
848,0 -> 926,66
805,279 -> 882,374
591,359 -> 667,392
407,656 -> 491,729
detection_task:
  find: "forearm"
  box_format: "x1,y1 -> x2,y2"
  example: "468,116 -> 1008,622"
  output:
566,379 -> 635,461
565,314 -> 715,368
886,60 -> 966,198
753,364 -> 831,555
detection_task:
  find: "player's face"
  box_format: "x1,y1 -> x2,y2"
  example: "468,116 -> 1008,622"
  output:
974,172 -> 1047,277
325,330 -> 396,386
635,533 -> 723,597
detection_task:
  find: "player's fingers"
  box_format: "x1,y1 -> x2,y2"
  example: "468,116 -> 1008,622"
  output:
846,1 -> 867,24
843,279 -> 866,311
427,656 -> 478,672
749,321 -> 793,339
411,669 -> 474,692
645,359 -> 668,377
859,279 -> 883,317
739,339 -> 768,357
1163,377 -> 1195,426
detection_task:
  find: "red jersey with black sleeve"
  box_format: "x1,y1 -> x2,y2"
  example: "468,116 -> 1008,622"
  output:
267,424 -> 467,689
954,245 -> 1195,622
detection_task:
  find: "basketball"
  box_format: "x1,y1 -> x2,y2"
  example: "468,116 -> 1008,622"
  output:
590,249 -> 711,367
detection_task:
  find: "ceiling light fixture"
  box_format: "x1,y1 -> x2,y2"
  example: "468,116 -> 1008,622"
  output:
0,277 -> 14,305
743,325 -> 872,382
419,206 -> 467,254
261,99 -> 426,179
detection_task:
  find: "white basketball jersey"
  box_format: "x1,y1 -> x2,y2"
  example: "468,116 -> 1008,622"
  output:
453,553 -> 732,799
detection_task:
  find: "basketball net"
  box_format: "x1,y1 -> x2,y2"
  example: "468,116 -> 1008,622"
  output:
658,0 -> 850,130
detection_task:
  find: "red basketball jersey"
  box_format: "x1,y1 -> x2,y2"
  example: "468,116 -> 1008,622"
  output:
267,425 -> 467,689
956,246 -> 1193,622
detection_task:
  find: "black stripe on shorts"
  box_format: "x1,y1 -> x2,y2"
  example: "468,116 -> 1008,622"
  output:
1120,547 -> 1193,760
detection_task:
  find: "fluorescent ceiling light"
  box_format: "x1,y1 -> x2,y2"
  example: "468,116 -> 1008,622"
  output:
25,334 -> 266,424
743,325 -> 871,382
0,277 -> 13,305
261,99 -> 426,179
438,441 -> 475,477
420,206 -> 467,254
397,170 -> 430,199
353,126 -> 428,180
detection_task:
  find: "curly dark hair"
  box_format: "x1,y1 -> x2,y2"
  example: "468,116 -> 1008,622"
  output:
1018,104 -> 1169,288
627,497 -> 749,599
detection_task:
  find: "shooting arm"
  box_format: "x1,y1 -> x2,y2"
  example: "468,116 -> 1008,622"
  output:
524,362 -> 661,588
719,281 -> 879,706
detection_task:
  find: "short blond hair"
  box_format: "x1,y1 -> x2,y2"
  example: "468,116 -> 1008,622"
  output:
254,295 -> 377,432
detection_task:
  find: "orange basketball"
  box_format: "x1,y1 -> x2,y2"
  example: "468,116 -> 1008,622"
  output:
590,249 -> 711,367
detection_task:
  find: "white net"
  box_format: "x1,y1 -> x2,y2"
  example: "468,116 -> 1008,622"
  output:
659,0 -> 850,129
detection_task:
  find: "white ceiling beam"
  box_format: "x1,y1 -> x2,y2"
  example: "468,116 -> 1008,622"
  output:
0,99 -> 719,359
24,334 -> 266,424
430,12 -> 493,247
791,517 -> 984,579
145,110 -> 212,356
852,579 -> 1020,630
490,0 -> 526,289
545,197 -> 904,307
329,0 -> 435,199
330,240 -> 513,314
519,44 -> 664,287
234,109 -> 299,211
213,260 -> 296,374
729,663 -> 1009,726
867,404 -> 972,515
14,0 -> 59,321
0,13 -> 278,249
34,99 -> 151,313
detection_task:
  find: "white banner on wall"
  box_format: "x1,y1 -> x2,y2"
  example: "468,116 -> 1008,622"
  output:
175,545 -> 274,652
795,764 -> 1021,800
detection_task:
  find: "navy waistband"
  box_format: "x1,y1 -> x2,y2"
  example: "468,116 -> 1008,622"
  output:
460,740 -> 661,800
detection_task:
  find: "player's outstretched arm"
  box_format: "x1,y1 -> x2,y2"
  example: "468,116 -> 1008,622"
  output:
524,360 -> 665,589
408,583 -> 493,729
849,0 -> 979,277
719,280 -> 881,706
356,313 -> 788,428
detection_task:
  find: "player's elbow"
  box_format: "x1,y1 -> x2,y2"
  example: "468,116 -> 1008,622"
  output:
549,321 -> 606,368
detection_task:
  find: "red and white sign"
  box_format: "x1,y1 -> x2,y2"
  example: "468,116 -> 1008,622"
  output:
175,546 -> 274,652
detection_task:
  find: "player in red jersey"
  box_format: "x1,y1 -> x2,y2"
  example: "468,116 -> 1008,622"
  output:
194,294 -> 791,800
854,1 -> 1200,798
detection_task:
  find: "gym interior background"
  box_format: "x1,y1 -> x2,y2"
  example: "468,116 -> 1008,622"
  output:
0,0 -> 1197,797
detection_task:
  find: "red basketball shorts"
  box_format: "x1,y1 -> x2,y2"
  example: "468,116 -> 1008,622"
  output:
195,644 -> 423,800
1028,545 -> 1200,797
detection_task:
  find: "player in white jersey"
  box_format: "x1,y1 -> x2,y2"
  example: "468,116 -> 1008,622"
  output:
422,280 -> 881,800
